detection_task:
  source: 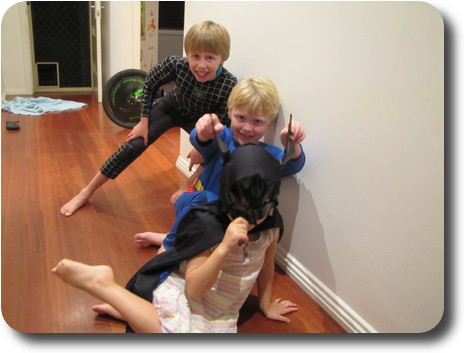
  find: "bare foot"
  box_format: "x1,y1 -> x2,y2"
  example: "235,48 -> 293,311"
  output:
93,303 -> 125,321
170,189 -> 184,204
51,259 -> 114,294
134,232 -> 167,247
60,188 -> 92,216
157,244 -> 167,255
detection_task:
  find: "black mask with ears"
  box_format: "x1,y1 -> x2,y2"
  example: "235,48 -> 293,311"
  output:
216,115 -> 294,224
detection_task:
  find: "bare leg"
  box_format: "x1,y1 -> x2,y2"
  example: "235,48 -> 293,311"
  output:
170,166 -> 203,204
52,259 -> 162,333
134,232 -> 167,247
60,172 -> 109,216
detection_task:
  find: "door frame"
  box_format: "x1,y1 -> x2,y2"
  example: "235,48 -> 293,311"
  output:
90,1 -> 103,101
27,1 -> 94,93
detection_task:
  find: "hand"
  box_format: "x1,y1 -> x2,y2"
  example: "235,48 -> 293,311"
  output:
280,120 -> 306,159
195,113 -> 224,142
187,148 -> 204,171
262,298 -> 298,323
126,118 -> 149,145
220,217 -> 249,254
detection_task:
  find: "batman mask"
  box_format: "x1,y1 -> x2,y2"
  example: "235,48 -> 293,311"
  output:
219,144 -> 281,224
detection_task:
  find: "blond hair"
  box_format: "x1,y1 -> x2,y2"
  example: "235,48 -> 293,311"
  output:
228,77 -> 280,121
184,20 -> 231,61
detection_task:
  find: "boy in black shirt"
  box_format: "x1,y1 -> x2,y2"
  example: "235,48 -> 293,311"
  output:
61,20 -> 237,216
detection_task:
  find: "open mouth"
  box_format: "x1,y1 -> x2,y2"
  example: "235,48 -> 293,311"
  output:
239,133 -> 255,143
196,71 -> 209,79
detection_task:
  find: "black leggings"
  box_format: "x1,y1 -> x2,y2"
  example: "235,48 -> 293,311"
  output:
100,93 -> 197,179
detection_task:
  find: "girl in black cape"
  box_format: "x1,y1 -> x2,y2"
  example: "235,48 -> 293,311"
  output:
52,144 -> 298,333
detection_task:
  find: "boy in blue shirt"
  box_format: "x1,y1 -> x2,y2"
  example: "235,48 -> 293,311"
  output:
135,77 -> 306,250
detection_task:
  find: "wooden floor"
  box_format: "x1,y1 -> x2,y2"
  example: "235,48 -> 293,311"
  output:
1,93 -> 345,333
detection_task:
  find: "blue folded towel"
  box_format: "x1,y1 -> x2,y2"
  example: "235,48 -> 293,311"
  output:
2,97 -> 87,115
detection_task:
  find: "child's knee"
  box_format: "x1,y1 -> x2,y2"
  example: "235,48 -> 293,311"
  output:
127,137 -> 148,151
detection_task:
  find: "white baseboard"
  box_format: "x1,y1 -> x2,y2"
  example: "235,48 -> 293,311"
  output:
175,156 -> 194,178
4,89 -> 32,96
275,246 -> 377,333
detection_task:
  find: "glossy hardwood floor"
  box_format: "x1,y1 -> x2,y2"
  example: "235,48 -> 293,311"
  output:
1,93 -> 345,333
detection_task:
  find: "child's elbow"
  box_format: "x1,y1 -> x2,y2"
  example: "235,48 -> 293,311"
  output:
184,275 -> 206,300
185,284 -> 205,300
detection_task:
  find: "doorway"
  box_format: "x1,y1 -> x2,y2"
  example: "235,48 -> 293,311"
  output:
27,1 -> 185,94
157,1 -> 185,62
29,1 -> 92,91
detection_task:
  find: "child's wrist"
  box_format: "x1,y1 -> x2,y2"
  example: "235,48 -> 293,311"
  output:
292,144 -> 302,159
196,134 -> 212,146
216,243 -> 232,257
259,301 -> 270,315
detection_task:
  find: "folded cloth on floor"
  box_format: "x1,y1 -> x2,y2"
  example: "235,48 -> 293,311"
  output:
2,97 -> 87,115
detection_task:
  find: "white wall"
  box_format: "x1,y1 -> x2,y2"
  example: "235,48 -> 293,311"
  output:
182,1 -> 444,333
101,1 -> 141,84
1,2 -> 34,96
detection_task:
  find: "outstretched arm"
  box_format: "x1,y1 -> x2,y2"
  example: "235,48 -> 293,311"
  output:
257,235 -> 298,322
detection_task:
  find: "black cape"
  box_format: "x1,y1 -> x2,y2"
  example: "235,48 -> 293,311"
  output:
125,200 -> 284,302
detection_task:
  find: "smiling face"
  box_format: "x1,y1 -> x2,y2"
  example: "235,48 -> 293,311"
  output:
187,51 -> 224,82
229,107 -> 273,145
